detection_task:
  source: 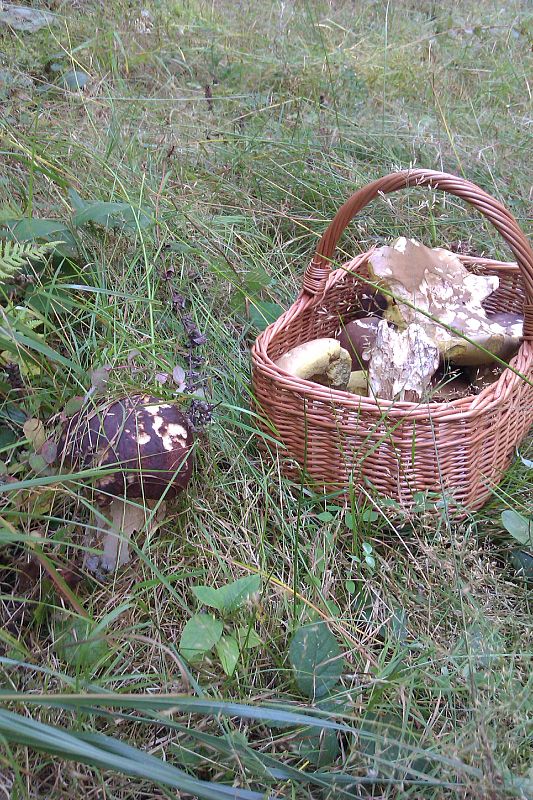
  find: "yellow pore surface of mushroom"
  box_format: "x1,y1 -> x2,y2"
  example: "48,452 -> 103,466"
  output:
275,337 -> 352,390
346,370 -> 369,396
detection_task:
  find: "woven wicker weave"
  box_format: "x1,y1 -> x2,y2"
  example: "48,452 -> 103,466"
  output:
251,170 -> 533,512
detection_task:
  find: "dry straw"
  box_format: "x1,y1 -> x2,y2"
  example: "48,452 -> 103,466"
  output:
251,170 -> 533,513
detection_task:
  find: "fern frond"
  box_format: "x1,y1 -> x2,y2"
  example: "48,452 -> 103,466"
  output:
0,240 -> 56,281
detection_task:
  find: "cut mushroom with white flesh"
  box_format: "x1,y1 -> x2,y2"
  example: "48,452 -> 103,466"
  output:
58,394 -> 194,575
368,238 -> 523,366
274,337 -> 352,390
368,320 -> 440,402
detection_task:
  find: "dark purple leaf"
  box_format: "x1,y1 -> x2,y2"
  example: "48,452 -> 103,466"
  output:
40,439 -> 58,465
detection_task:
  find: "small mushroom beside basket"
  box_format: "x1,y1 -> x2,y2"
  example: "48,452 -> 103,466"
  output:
59,394 -> 194,573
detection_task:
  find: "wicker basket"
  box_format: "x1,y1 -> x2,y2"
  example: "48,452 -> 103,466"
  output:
251,170 -> 533,513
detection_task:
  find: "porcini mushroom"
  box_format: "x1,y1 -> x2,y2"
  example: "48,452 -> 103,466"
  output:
368,238 -> 523,366
368,321 -> 440,401
346,370 -> 369,396
338,317 -> 380,369
59,394 -> 194,574
275,337 -> 352,390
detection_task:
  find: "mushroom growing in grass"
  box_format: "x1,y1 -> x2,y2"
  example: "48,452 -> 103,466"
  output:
59,394 -> 194,574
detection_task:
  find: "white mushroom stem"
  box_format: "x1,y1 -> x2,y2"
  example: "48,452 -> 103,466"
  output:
98,498 -> 167,571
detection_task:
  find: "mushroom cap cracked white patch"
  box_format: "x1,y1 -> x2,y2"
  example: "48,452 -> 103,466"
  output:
59,394 -> 195,503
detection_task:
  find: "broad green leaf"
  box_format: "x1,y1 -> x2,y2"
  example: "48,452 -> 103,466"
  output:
191,585 -> 223,611
295,725 -> 340,768
72,201 -> 152,231
211,574 -> 261,614
236,627 -> 262,649
501,510 -> 532,546
179,614 -> 223,662
62,70 -> 90,90
216,634 -> 240,676
0,402 -> 27,425
509,549 -> 533,583
64,396 -> 84,416
0,426 -> 18,449
1,217 -> 78,259
288,622 -> 343,699
67,188 -> 88,212
167,241 -> 197,254
244,265 -> 273,293
192,575 -> 260,615
29,452 -> 48,474
249,301 -> 283,331
293,698 -> 342,768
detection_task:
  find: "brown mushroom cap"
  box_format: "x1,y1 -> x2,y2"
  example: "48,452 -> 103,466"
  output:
338,317 -> 380,369
59,394 -> 194,504
429,368 -> 473,402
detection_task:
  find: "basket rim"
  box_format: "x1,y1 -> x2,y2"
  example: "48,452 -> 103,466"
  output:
251,249 -> 533,422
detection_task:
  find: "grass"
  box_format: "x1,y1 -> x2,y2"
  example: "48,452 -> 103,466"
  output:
0,0 -> 532,797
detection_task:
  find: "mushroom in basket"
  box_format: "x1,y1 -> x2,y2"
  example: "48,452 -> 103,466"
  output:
368,237 -> 523,368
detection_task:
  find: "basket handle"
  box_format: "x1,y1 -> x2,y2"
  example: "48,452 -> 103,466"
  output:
303,169 -> 533,341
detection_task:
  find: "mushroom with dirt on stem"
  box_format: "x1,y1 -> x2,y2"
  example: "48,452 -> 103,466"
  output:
368,320 -> 440,402
58,394 -> 194,574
